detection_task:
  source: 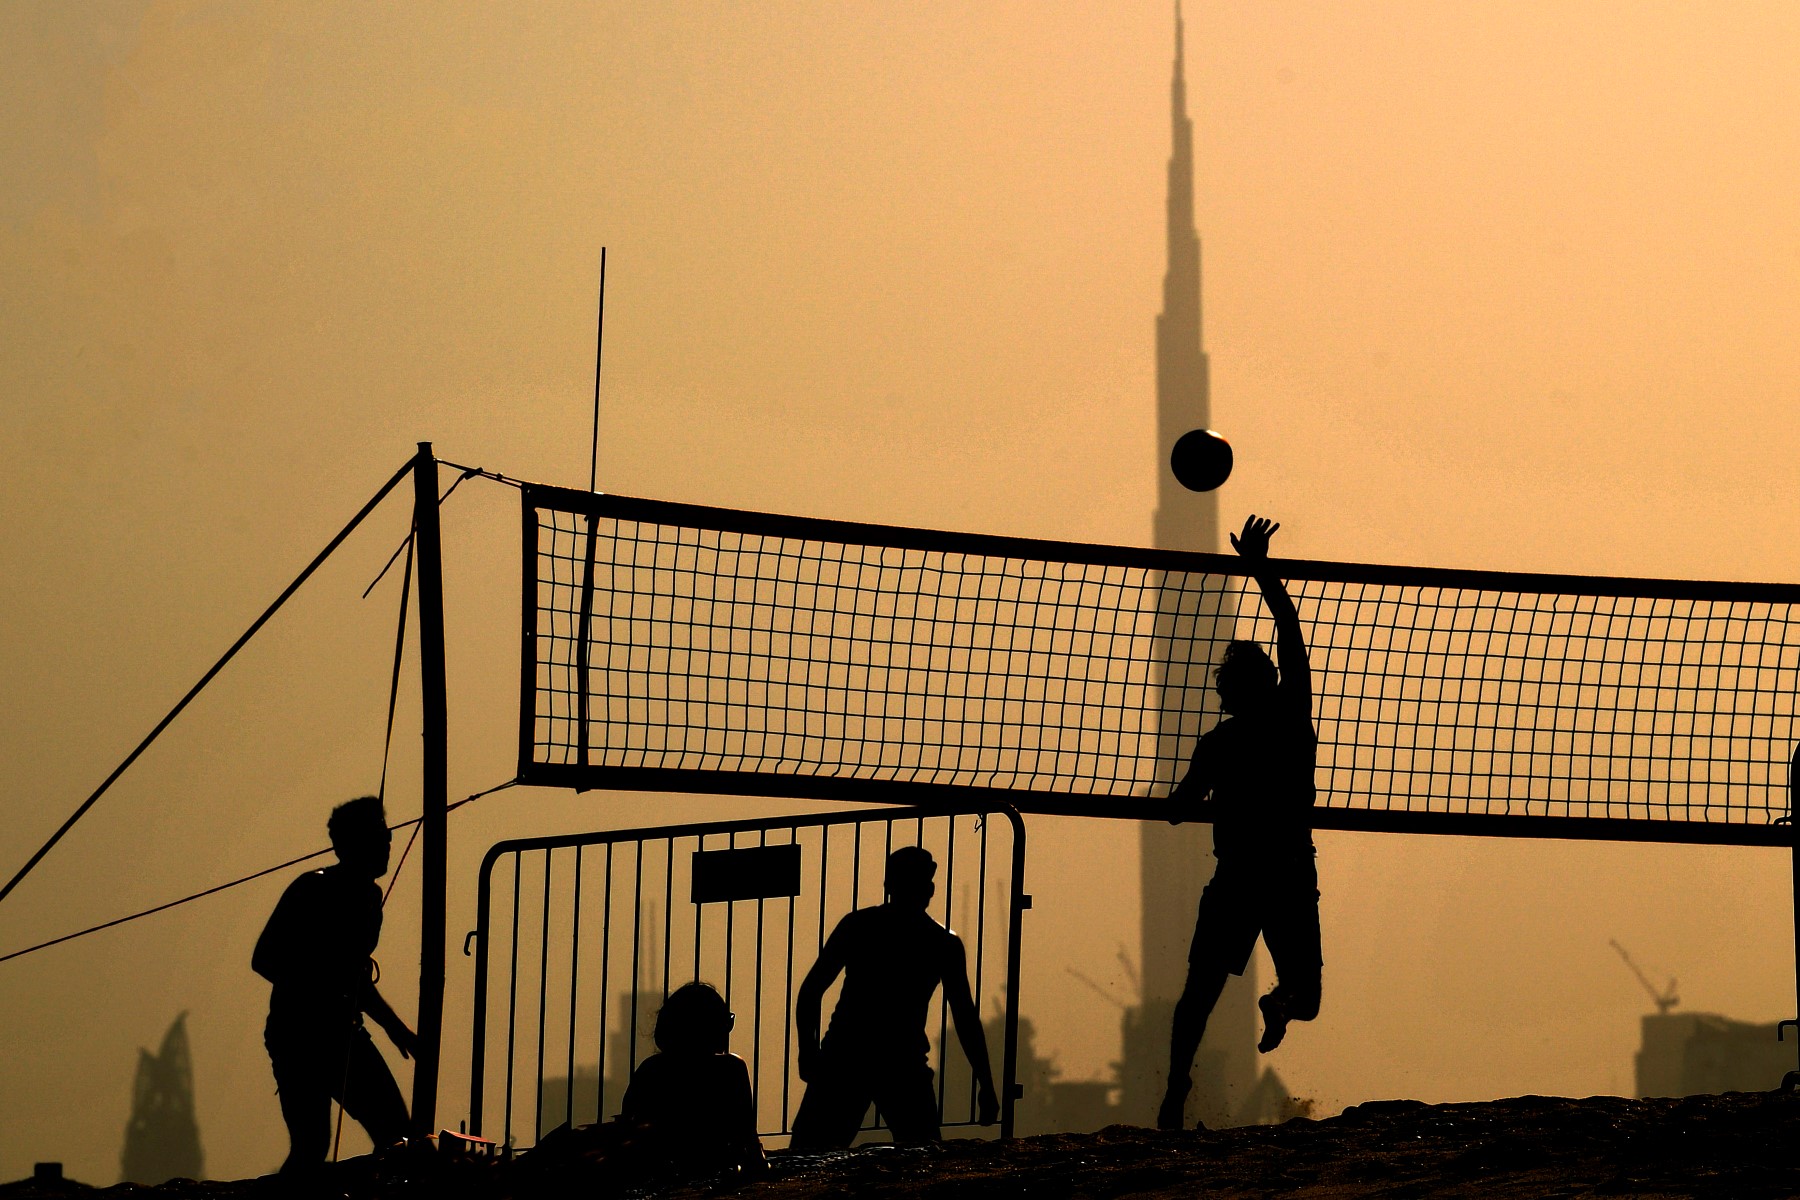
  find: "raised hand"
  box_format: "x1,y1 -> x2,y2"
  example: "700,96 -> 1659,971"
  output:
1229,514 -> 1280,561
386,1020 -> 419,1060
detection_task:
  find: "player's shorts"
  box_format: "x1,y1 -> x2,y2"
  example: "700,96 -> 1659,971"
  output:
265,1019 -> 409,1162
789,1048 -> 938,1150
1187,855 -> 1321,979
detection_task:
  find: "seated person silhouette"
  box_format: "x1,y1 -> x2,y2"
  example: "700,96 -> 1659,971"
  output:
252,796 -> 417,1172
619,981 -> 764,1178
789,846 -> 999,1149
1158,515 -> 1321,1132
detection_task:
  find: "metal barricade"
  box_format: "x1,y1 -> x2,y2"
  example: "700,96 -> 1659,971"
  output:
466,806 -> 1025,1148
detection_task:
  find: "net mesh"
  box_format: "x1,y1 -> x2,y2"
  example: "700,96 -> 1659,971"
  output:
523,486 -> 1800,837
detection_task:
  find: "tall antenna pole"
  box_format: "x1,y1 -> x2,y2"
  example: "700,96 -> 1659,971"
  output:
411,442 -> 449,1137
590,247 -> 607,493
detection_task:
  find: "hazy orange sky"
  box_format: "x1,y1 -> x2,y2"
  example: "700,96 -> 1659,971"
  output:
4,0 -> 1800,1183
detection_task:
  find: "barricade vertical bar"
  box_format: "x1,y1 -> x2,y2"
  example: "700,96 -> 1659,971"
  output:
781,827 -> 798,1130
937,814 -> 955,1113
849,827 -> 864,910
817,827 -> 832,955
693,833 -> 705,984
534,850 -> 553,1139
596,844 -> 613,1122
566,846 -> 582,1124
752,827 -> 767,1111
411,443 -> 448,1136
663,837 -> 675,1000
973,812 -> 991,1122
504,857 -> 522,1147
724,830 -> 737,1015
629,846 -> 644,1075
852,824 -> 864,909
882,816 -> 896,1137
1001,810 -> 1025,1140
468,850 -> 498,1136
1790,743 -> 1800,1081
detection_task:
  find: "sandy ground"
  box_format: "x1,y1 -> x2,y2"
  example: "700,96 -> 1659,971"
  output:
8,1091 -> 1800,1200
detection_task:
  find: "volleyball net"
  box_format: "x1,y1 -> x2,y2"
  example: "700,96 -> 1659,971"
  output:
519,483 -> 1800,846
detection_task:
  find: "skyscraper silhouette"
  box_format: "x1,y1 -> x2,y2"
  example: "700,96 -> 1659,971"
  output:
120,1012 -> 204,1184
1117,0 -> 1257,1129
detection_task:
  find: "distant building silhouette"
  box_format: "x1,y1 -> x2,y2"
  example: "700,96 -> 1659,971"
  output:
1634,1012 -> 1792,1098
120,1012 -> 203,1184
538,906 -> 665,1135
538,989 -> 664,1135
1122,0 -> 1262,1130
943,1007 -> 1133,1137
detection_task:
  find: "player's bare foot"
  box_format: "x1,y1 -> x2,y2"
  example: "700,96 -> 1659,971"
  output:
1157,1076 -> 1193,1130
1257,993 -> 1290,1053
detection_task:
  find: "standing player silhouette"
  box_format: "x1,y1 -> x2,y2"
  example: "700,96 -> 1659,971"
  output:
1158,515 -> 1321,1132
253,796 -> 418,1172
789,846 -> 999,1148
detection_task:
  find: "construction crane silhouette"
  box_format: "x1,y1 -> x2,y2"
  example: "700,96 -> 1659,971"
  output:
1610,939 -> 1679,1015
1065,945 -> 1140,1010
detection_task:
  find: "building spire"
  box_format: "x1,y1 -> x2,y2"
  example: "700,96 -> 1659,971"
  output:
1156,0 -> 1207,480
1129,0 -> 1257,1132
1175,0 -> 1185,84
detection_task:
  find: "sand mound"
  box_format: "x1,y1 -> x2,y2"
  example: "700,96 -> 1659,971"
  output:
8,1091 -> 1799,1200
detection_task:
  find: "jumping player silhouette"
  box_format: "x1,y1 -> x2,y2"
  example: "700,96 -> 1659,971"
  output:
1159,515 -> 1321,1131
253,796 -> 417,1172
790,846 -> 999,1148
